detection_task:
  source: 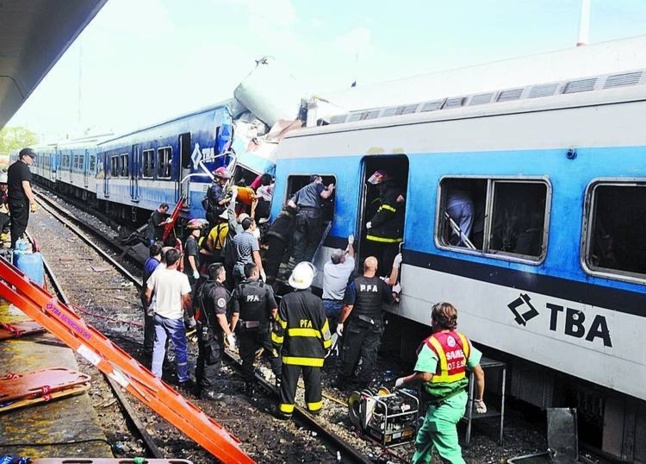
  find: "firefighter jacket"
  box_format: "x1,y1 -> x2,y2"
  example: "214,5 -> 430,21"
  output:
344,275 -> 394,323
367,180 -> 404,243
266,206 -> 298,243
421,330 -> 472,399
231,279 -> 277,327
275,288 -> 332,367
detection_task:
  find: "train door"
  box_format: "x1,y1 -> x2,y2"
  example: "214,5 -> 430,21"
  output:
83,149 -> 90,188
130,145 -> 140,201
103,152 -> 110,198
178,132 -> 191,204
358,155 -> 409,276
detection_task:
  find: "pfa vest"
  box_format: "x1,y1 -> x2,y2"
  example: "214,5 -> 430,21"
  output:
351,275 -> 384,321
236,280 -> 270,324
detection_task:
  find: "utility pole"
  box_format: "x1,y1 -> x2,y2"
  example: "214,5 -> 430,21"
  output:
577,0 -> 591,46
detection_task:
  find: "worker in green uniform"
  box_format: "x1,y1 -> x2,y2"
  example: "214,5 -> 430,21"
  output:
395,302 -> 486,464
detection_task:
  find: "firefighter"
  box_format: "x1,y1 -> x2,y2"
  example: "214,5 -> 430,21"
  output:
229,262 -> 281,396
395,302 -> 486,464
364,170 -> 404,276
194,263 -> 235,401
204,167 -> 232,230
335,255 -> 399,389
263,204 -> 298,286
274,262 -> 332,419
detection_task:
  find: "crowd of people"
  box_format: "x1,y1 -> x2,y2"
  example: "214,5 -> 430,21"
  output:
139,166 -> 486,462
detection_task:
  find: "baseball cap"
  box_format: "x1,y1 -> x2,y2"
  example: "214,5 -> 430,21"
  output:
19,148 -> 36,159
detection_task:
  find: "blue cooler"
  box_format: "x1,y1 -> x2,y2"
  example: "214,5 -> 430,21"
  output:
14,251 -> 45,287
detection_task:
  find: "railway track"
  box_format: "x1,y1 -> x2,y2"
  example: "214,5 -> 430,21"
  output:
30,186 -> 567,463
31,192 -> 379,463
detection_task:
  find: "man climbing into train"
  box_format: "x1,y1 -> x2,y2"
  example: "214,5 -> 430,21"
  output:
395,302 -> 486,464
204,167 -> 232,230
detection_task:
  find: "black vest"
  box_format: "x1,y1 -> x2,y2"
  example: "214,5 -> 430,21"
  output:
351,275 -> 384,320
236,280 -> 270,324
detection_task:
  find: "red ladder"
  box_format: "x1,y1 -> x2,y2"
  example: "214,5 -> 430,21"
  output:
162,197 -> 186,243
0,257 -> 254,463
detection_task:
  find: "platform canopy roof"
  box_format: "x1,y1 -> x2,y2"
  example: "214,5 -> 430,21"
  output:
0,0 -> 107,130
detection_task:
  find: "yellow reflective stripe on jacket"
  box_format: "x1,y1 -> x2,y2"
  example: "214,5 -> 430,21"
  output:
282,356 -> 325,367
366,234 -> 403,243
428,335 -> 467,384
271,332 -> 284,344
458,333 -> 470,359
288,328 -> 322,338
277,315 -> 287,329
323,337 -> 332,349
379,204 -> 397,213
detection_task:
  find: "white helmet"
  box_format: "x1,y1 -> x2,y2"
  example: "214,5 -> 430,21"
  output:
288,262 -> 316,290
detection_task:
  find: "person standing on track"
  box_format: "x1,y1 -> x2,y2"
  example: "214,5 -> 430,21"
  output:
229,263 -> 281,396
274,262 -> 332,419
7,148 -> 37,250
145,248 -> 193,389
395,302 -> 486,464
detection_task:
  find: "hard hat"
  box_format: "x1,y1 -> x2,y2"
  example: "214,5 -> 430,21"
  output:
367,170 -> 390,185
213,167 -> 231,179
288,262 -> 316,290
187,218 -> 208,229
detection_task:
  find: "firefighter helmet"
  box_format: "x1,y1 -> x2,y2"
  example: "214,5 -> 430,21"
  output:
288,262 -> 316,289
213,167 -> 231,179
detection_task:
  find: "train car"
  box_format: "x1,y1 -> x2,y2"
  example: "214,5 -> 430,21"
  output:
54,144 -> 99,201
270,68 -> 646,460
94,103 -> 235,224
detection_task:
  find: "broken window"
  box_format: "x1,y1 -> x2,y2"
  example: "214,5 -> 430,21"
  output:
437,177 -> 549,261
142,149 -> 155,178
584,182 -> 646,280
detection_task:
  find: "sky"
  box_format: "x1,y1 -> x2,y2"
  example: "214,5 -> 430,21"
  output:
8,0 -> 646,141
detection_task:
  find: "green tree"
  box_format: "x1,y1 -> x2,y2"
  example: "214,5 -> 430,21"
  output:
0,126 -> 39,154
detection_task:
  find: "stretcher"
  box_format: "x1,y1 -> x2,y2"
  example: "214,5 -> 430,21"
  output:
0,367 -> 90,403
0,321 -> 45,340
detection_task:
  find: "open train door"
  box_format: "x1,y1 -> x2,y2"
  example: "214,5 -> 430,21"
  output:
358,155 -> 409,276
178,132 -> 191,204
130,144 -> 141,202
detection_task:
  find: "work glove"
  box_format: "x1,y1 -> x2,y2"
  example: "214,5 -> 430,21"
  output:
347,234 -> 354,245
366,221 -> 372,230
474,399 -> 487,414
192,270 -> 199,280
336,323 -> 344,336
30,203 -> 37,213
226,333 -> 236,349
395,377 -> 405,389
260,268 -> 267,282
393,253 -> 403,269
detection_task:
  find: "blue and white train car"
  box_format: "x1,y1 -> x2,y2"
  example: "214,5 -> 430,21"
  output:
270,71 -> 646,460
95,103 -> 233,222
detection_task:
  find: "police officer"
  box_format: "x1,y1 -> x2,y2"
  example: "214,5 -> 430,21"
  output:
335,256 -> 398,389
274,262 -> 332,419
287,175 -> 335,265
7,148 -> 37,250
194,263 -> 235,401
395,302 -> 486,464
230,263 -> 281,396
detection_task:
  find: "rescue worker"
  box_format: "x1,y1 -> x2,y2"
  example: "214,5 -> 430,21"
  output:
200,210 -> 229,267
7,148 -> 36,250
287,175 -> 335,265
263,204 -> 298,286
395,302 -> 486,464
204,167 -> 232,230
229,263 -> 281,396
145,203 -> 170,246
194,263 -> 235,401
274,262 -> 332,419
335,255 -> 400,389
365,170 -> 404,276
184,218 -> 207,288
322,234 -> 356,336
231,217 -> 264,285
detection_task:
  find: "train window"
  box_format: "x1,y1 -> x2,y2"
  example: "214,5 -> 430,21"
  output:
120,154 -> 129,177
73,154 -> 82,170
584,183 -> 646,280
142,149 -> 155,178
62,154 -> 70,168
157,147 -> 172,179
438,178 -> 549,261
89,155 -> 96,173
110,156 -> 120,178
